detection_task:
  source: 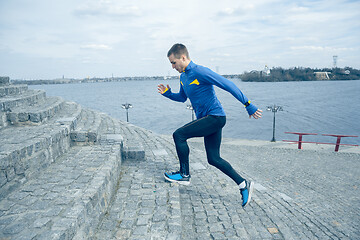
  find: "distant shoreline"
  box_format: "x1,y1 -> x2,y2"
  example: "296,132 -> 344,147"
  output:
11,77 -> 360,86
10,76 -> 180,85
9,66 -> 360,85
238,66 -> 360,82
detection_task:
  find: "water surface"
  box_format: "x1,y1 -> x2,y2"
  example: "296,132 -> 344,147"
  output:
30,79 -> 360,145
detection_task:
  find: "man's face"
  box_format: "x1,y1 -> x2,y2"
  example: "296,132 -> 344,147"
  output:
168,54 -> 187,73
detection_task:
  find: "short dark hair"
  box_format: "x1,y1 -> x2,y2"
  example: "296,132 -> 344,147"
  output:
167,43 -> 190,59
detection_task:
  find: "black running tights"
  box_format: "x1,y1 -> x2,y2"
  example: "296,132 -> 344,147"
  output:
172,115 -> 245,185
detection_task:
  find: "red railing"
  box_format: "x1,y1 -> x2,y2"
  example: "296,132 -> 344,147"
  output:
283,132 -> 358,152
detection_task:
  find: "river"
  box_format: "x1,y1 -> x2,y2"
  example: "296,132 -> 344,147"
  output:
30,79 -> 360,145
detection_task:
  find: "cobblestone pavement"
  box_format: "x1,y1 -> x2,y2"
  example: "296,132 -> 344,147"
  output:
94,121 -> 360,240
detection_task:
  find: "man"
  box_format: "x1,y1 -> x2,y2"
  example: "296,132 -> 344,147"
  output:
158,43 -> 262,207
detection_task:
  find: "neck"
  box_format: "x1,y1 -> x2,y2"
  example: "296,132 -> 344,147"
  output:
183,59 -> 191,69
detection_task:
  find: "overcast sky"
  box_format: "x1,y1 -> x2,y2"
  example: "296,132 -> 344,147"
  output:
0,0 -> 359,79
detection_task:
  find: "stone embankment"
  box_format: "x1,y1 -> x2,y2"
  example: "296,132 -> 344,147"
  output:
0,76 -> 359,239
0,77 -> 144,239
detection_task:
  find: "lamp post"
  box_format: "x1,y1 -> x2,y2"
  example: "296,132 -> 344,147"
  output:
186,104 -> 195,121
267,105 -> 283,142
122,103 -> 133,122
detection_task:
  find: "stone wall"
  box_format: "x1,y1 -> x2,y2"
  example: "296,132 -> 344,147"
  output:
0,77 -> 10,85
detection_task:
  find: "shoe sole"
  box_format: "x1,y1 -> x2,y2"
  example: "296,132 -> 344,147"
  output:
243,181 -> 254,208
164,174 -> 191,186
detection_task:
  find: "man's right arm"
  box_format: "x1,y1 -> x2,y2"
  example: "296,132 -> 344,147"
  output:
158,84 -> 187,102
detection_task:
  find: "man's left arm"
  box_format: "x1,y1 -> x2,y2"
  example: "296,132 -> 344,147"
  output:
200,67 -> 262,117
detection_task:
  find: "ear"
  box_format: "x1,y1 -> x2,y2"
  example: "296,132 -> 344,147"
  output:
181,54 -> 187,61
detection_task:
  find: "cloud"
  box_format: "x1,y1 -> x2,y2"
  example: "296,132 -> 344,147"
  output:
289,5 -> 309,13
217,3 -> 255,16
74,1 -> 141,18
141,57 -> 156,61
0,0 -> 359,79
80,44 -> 112,50
290,46 -> 357,52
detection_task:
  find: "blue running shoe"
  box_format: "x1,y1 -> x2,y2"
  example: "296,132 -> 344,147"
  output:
240,180 -> 254,207
164,171 -> 191,185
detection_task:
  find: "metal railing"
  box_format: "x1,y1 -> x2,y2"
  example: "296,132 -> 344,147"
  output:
283,132 -> 358,152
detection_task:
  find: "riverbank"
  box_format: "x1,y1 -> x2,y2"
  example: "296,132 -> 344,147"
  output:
240,67 -> 360,82
10,76 -> 179,85
9,66 -> 360,86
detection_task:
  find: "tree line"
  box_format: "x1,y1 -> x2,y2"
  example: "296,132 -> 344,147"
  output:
239,67 -> 360,82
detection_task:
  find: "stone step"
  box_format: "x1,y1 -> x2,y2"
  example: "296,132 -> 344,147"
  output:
70,108 -> 105,144
7,96 -> 65,124
0,111 -> 7,130
0,84 -> 32,129
56,101 -> 83,132
0,102 -> 82,199
93,122 -> 182,239
99,117 -> 146,161
0,84 -> 28,98
0,89 -> 46,112
0,140 -> 123,240
0,77 -> 10,86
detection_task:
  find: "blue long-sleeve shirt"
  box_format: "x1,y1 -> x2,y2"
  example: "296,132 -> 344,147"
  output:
162,61 -> 258,119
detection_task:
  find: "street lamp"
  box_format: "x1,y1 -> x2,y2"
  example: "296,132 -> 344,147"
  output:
122,103 -> 133,122
267,105 -> 283,142
186,104 -> 195,121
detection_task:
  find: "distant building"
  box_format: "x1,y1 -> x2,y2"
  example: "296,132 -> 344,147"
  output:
314,72 -> 331,80
261,65 -> 270,76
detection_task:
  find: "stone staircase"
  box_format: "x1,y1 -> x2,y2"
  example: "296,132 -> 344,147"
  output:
70,108 -> 105,144
7,96 -> 65,124
0,78 -> 144,239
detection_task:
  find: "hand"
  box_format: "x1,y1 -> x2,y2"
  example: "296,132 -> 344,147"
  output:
250,109 -> 262,119
158,84 -> 170,94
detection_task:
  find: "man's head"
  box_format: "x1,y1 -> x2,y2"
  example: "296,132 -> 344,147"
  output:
167,43 -> 191,73
167,43 -> 189,59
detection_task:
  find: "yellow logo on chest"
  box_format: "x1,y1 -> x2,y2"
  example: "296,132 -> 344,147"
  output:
189,79 -> 200,85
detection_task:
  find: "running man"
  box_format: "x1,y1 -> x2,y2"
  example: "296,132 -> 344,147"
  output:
158,43 -> 262,207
